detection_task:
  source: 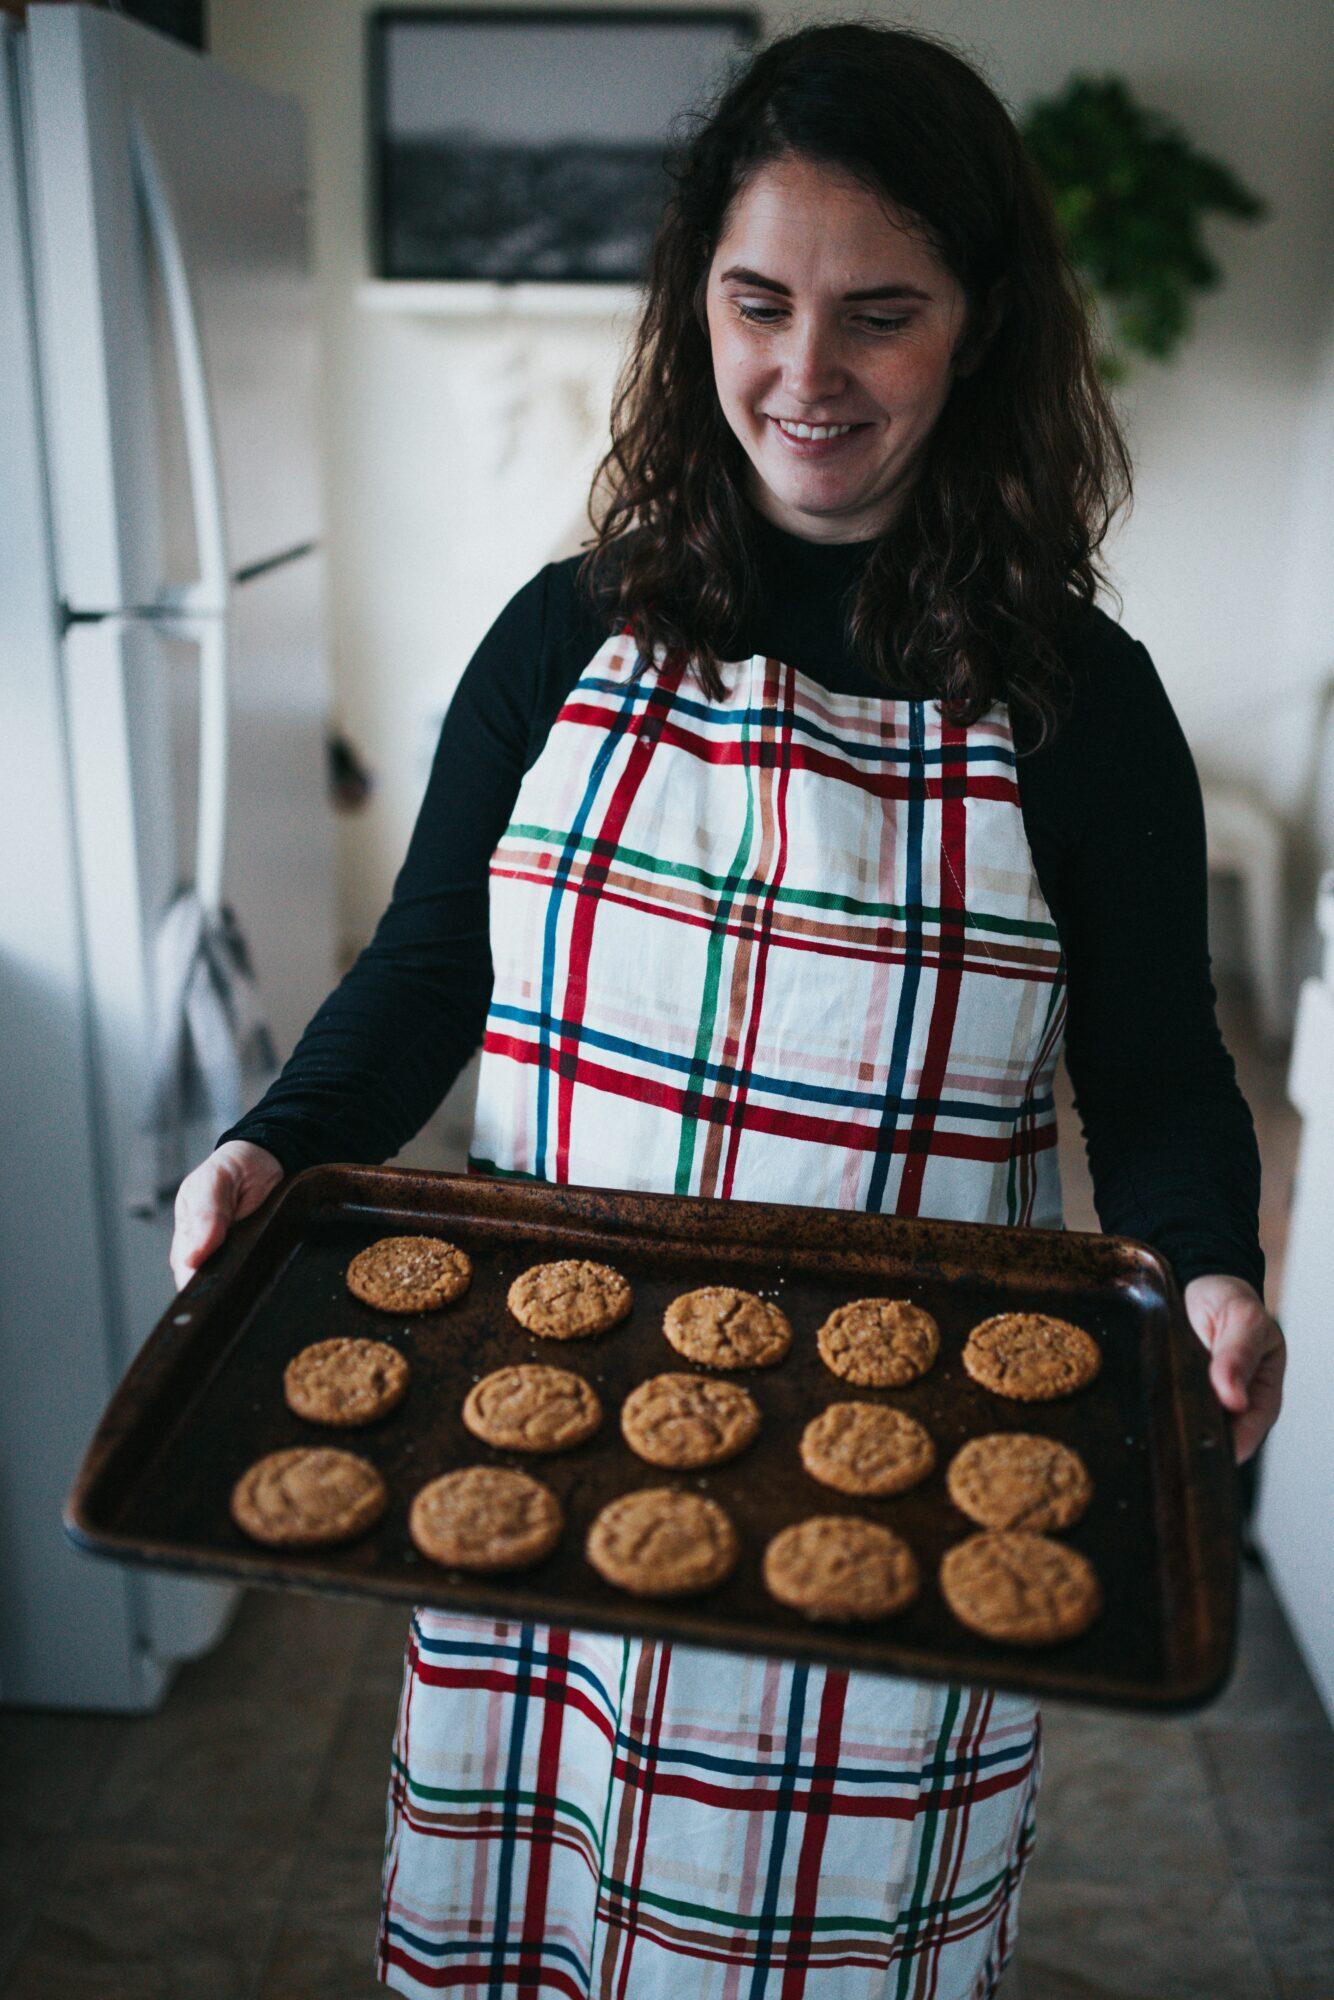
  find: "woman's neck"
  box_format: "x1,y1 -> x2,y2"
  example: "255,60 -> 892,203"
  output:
747,502 -> 880,596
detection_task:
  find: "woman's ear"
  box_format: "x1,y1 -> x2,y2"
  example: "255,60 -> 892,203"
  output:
954,277 -> 1008,379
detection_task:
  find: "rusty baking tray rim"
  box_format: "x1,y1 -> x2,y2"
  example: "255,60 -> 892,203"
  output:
65,1164 -> 1241,1713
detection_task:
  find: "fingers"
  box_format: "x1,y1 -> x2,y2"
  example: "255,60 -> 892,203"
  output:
1205,1308 -> 1286,1462
1209,1354 -> 1249,1413
1234,1402 -> 1272,1465
1184,1276 -> 1261,1412
232,1144 -> 284,1218
170,1210 -> 226,1292
1231,1340 -> 1286,1463
1207,1298 -> 1276,1397
169,1143 -> 285,1291
171,1159 -> 239,1292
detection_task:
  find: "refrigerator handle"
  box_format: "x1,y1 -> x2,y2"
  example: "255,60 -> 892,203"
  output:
146,610 -> 226,922
195,617 -> 227,918
128,114 -> 230,620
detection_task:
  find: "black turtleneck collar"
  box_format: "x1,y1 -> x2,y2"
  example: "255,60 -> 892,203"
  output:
740,500 -> 894,693
748,502 -> 881,580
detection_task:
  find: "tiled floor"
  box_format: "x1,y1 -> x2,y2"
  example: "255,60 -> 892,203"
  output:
3,986 -> 1329,1998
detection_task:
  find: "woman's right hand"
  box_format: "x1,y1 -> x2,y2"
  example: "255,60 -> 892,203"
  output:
170,1139 -> 284,1292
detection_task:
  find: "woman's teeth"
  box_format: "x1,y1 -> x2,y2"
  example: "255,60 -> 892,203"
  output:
774,419 -> 857,440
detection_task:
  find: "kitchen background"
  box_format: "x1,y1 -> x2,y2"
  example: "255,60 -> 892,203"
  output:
207,0 -> 1334,982
1,0 -> 1331,1994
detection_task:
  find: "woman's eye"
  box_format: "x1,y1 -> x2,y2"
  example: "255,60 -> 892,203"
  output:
734,304 -> 908,334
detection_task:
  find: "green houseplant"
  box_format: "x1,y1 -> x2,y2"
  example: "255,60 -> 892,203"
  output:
1019,76 -> 1267,384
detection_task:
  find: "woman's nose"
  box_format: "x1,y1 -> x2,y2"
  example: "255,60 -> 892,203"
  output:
780,317 -> 847,401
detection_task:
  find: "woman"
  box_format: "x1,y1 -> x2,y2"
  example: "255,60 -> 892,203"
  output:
173,22 -> 1284,1997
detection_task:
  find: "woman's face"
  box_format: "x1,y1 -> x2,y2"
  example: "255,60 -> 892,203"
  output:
704,153 -> 980,543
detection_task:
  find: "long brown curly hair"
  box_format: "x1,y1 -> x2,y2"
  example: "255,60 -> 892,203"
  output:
577,19 -> 1133,746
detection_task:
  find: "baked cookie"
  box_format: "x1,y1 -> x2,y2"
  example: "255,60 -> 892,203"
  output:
283,1337 -> 409,1428
662,1286 -> 792,1370
345,1234 -> 472,1313
230,1446 -> 388,1548
585,1487 -> 739,1596
947,1433 -> 1093,1532
799,1402 -> 935,1497
620,1373 -> 761,1468
962,1312 -> 1101,1401
506,1259 -> 632,1339
940,1530 -> 1101,1644
462,1363 -> 602,1453
408,1465 -> 563,1571
816,1298 -> 939,1387
763,1516 -> 919,1622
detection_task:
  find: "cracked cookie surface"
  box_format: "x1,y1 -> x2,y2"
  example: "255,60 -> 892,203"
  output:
816,1298 -> 939,1387
283,1337 -> 409,1427
763,1516 -> 920,1621
620,1373 -> 761,1467
506,1259 -> 632,1338
345,1234 -> 472,1312
585,1487 -> 739,1596
962,1313 -> 1101,1401
662,1285 -> 792,1369
940,1529 -> 1101,1643
409,1465 -> 563,1570
462,1363 -> 602,1452
947,1432 -> 1093,1531
800,1402 -> 935,1496
230,1446 -> 388,1547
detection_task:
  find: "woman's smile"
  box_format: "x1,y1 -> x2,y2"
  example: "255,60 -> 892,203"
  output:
768,415 -> 874,455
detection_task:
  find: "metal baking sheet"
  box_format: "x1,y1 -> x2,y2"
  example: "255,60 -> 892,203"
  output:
66,1166 -> 1240,1711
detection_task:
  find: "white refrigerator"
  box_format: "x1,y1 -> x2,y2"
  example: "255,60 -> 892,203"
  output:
1255,875 -> 1334,1721
0,5 -> 337,1709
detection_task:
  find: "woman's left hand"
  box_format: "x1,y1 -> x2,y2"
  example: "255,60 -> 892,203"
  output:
1183,1273 -> 1286,1464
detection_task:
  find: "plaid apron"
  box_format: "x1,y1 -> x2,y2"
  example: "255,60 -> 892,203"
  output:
377,633 -> 1067,1998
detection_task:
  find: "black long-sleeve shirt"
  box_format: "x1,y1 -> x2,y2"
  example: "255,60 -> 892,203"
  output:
221,509 -> 1265,1297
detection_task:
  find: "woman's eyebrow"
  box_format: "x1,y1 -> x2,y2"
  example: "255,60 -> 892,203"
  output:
718,265 -> 931,301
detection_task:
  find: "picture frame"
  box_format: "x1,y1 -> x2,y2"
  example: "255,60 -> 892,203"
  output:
367,6 -> 759,284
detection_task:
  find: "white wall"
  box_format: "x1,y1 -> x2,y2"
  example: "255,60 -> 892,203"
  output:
209,0 -> 1334,992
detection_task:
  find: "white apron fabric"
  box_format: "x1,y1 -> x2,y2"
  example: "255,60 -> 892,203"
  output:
377,635 -> 1068,1999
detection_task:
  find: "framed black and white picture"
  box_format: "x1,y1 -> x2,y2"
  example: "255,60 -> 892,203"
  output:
368,7 -> 759,283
